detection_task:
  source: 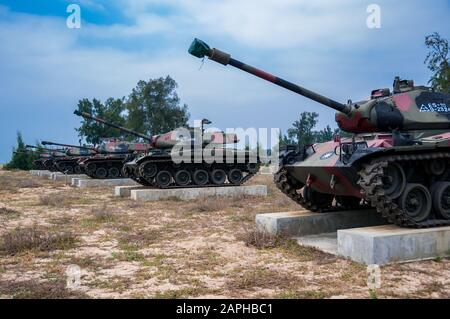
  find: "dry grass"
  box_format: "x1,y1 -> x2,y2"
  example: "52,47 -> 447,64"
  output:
190,196 -> 228,212
238,227 -> 280,249
91,204 -> 118,223
0,279 -> 89,299
227,267 -> 300,291
1,170 -> 449,299
0,175 -> 42,190
0,227 -> 77,255
0,207 -> 20,217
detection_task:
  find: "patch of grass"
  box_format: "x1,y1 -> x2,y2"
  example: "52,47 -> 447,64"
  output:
433,256 -> 443,263
0,227 -> 77,255
0,207 -> 20,218
91,204 -> 117,223
238,227 -> 329,262
0,175 -> 42,191
276,289 -> 327,299
238,227 -> 280,249
0,278 -> 89,299
190,197 -> 227,212
153,287 -> 204,299
227,267 -> 300,291
118,229 -> 162,250
38,194 -> 74,207
369,289 -> 378,299
111,250 -> 145,262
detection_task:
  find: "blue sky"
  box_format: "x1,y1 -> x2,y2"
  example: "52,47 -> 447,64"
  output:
0,0 -> 449,163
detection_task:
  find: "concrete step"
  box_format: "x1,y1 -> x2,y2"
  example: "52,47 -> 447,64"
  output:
75,178 -> 138,188
115,185 -> 149,197
131,185 -> 267,201
256,209 -> 385,237
295,232 -> 338,255
338,225 -> 450,265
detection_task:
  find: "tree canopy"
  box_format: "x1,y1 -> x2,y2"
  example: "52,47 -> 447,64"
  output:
425,32 -> 450,93
5,132 -> 37,170
75,76 -> 190,144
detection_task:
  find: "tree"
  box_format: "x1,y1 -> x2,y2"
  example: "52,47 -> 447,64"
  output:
5,132 -> 36,170
314,125 -> 334,143
287,112 -> 319,147
126,76 -> 190,136
425,32 -> 450,93
75,98 -> 126,145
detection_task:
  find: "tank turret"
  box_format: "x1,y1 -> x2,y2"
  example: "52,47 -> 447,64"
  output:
26,145 -> 66,156
189,38 -> 450,134
74,111 -> 238,148
41,141 -> 98,156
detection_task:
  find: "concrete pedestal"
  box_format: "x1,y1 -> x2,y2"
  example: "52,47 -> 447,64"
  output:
131,185 -> 267,201
338,225 -> 450,265
51,173 -> 86,182
75,178 -> 138,188
30,170 -> 47,176
37,170 -> 53,178
256,209 -> 385,237
115,185 -> 149,197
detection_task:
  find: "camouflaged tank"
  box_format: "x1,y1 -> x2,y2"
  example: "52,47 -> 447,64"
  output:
41,141 -> 98,175
189,38 -> 450,228
75,111 -> 261,188
26,145 -> 67,172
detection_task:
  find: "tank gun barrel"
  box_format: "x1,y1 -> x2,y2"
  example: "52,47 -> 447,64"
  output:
41,141 -> 98,152
188,38 -> 351,115
74,111 -> 151,142
26,145 -> 65,153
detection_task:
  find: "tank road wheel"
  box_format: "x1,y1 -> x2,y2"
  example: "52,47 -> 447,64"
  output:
247,163 -> 260,174
74,165 -> 83,174
303,186 -> 334,209
65,165 -> 74,174
210,169 -> 227,185
86,163 -> 97,174
95,167 -> 108,179
108,167 -> 120,178
156,171 -> 172,188
382,163 -> 406,199
193,170 -> 209,186
227,169 -> 243,185
174,170 -> 191,187
399,183 -> 432,222
139,162 -> 158,180
431,182 -> 450,220
428,159 -> 446,176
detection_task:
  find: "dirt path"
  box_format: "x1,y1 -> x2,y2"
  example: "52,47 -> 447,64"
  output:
0,170 -> 449,299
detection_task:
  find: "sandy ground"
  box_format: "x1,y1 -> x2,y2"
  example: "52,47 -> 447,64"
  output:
0,169 -> 449,299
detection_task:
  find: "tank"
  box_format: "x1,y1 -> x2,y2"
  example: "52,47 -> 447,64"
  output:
26,145 -> 67,172
74,111 -> 261,188
189,38 -> 450,228
41,141 -> 98,175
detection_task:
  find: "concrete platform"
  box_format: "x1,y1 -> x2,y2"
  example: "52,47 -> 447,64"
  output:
338,225 -> 450,265
30,170 -> 47,176
115,185 -> 149,197
52,173 -> 86,182
76,178 -> 138,188
131,185 -> 267,201
256,209 -> 385,237
37,170 -> 53,178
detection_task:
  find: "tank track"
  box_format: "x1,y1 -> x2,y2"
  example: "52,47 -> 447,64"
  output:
135,159 -> 259,189
358,153 -> 450,228
273,167 -> 366,212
